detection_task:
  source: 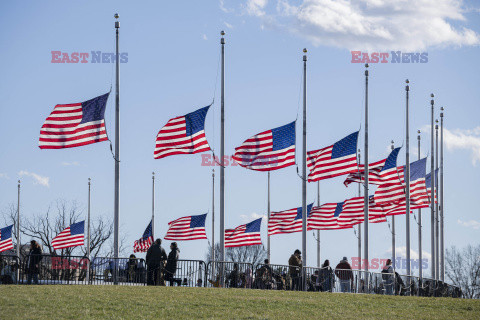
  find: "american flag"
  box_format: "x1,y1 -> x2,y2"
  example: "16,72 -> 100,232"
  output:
372,147 -> 404,205
154,105 -> 211,159
408,158 -> 429,207
39,93 -> 109,149
307,131 -> 359,182
51,221 -> 85,250
268,203 -> 313,235
164,214 -> 207,241
133,220 -> 154,253
232,122 -> 295,171
225,218 -> 262,247
0,225 -> 14,253
308,203 -> 354,230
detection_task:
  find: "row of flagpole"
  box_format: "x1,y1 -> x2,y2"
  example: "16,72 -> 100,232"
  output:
8,15 -> 448,288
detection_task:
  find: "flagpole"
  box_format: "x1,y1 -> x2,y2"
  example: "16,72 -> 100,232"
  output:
435,120 -> 439,280
405,80 -> 411,285
417,130 -> 423,285
316,181 -> 320,268
363,64 -> 369,276
219,30 -> 226,285
152,172 -> 155,237
267,171 -> 271,263
440,107 -> 444,281
430,93 -> 435,280
16,180 -> 20,258
301,48 -> 308,291
212,169 -> 215,262
390,141 -> 396,269
113,13 -> 120,285
87,178 -> 91,283
357,149 -> 361,270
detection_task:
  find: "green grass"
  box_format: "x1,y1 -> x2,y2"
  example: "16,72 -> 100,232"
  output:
0,285 -> 479,319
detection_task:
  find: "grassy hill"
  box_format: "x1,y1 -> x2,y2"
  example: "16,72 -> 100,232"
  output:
1,285 -> 479,319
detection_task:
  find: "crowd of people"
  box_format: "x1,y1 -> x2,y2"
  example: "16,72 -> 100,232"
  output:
145,239 -> 180,286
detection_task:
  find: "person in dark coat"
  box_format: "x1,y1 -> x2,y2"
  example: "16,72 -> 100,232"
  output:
318,259 -> 334,292
335,257 -> 353,293
146,239 -> 167,285
288,249 -> 302,291
227,263 -> 240,288
164,242 -> 180,286
127,254 -> 138,283
27,240 -> 42,285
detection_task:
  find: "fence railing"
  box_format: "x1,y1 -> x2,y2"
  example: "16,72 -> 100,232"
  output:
0,254 -> 20,284
0,254 -> 463,297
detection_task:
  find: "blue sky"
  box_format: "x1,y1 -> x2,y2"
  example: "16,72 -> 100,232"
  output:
1,0 -> 479,275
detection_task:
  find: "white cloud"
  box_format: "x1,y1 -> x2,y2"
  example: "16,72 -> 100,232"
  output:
386,246 -> 431,261
422,125 -> 480,166
240,212 -> 267,223
457,219 -> 480,230
202,34 -> 208,40
224,21 -> 234,29
0,173 -> 9,179
220,0 -> 234,13
61,161 -> 80,166
244,0 -> 268,16
239,0 -> 480,50
18,170 -> 50,187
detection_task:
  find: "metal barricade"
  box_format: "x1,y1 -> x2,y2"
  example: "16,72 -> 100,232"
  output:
170,260 -> 206,287
18,254 -> 90,285
0,254 -> 20,284
206,261 -> 253,288
253,264 -> 294,290
303,266 -> 335,292
90,257 -> 146,285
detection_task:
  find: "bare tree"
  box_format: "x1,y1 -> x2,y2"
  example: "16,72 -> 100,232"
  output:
446,244 -> 480,299
226,245 -> 267,268
79,216 -> 113,260
205,242 -> 222,262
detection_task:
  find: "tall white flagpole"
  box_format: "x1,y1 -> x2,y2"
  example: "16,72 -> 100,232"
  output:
267,171 -> 271,262
440,107 -> 445,281
417,130 -> 423,284
317,181 -> 320,268
405,80 -> 411,287
16,180 -> 21,258
430,94 -> 435,280
435,120 -> 440,280
87,178 -> 91,282
357,150 -> 361,269
391,141 -> 396,269
219,30 -> 226,285
212,169 -> 215,261
363,64 -> 369,277
113,13 -> 121,285
152,172 -> 155,237
301,48 -> 308,291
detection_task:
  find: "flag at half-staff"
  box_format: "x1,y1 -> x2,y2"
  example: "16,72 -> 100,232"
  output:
307,131 -> 359,182
52,221 -> 85,250
154,105 -> 211,159
425,169 -> 439,204
343,147 -> 401,186
308,203 -> 354,230
39,93 -> 110,149
164,214 -> 207,241
225,218 -> 262,247
268,203 -> 313,235
0,225 -> 14,252
232,121 -> 296,171
133,220 -> 154,253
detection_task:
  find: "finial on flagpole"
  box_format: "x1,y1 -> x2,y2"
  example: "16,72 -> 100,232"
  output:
152,172 -> 155,179
88,177 -> 91,185
114,13 -> 120,28
303,48 -> 307,61
405,79 -> 410,91
430,93 -> 434,106
418,130 -> 421,140
435,120 -> 439,129
365,63 -> 369,76
221,30 -> 225,44
440,107 -> 444,118
391,140 -> 394,150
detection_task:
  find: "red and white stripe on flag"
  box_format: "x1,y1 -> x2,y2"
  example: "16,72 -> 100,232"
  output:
164,214 -> 207,241
133,236 -> 153,253
154,106 -> 211,159
51,221 -> 85,250
0,225 -> 14,253
39,93 -> 109,149
225,218 -> 262,248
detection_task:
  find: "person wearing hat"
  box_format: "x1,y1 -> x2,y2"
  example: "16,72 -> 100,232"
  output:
335,257 -> 353,293
288,249 -> 302,291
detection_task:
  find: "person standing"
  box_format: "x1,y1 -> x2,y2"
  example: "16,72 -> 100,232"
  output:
318,259 -> 334,292
146,239 -> 167,286
382,259 -> 395,295
164,242 -> 179,286
335,257 -> 353,293
288,249 -> 302,291
27,240 -> 42,285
